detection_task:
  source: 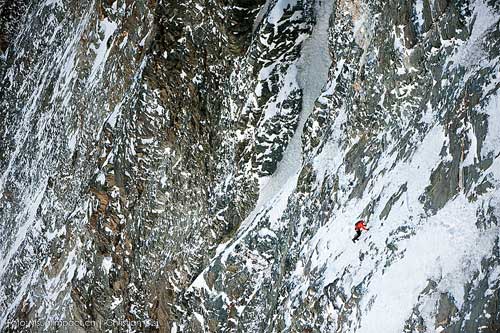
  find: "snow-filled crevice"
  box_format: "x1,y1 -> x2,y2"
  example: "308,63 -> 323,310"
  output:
189,0 -> 334,302
257,0 -> 332,204
264,0 -> 334,328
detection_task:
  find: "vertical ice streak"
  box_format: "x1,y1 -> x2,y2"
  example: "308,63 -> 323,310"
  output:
257,0 -> 334,208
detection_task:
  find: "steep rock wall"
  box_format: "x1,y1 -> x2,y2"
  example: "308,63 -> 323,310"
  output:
0,0 -> 499,332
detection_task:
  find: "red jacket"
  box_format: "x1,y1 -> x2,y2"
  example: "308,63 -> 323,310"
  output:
355,220 -> 368,231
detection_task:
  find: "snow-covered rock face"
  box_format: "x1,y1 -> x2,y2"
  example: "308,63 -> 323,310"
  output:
0,0 -> 499,332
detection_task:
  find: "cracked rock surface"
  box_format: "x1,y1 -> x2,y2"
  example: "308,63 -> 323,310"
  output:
1,0 -> 500,332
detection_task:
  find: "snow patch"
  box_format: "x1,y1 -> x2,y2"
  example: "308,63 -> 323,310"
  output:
267,0 -> 298,25
102,256 -> 113,274
87,17 -> 117,85
480,91 -> 500,158
449,0 -> 498,70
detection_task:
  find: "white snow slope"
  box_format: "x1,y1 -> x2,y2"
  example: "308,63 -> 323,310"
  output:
189,0 -> 500,331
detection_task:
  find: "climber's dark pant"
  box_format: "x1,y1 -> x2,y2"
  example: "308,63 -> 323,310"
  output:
352,230 -> 361,242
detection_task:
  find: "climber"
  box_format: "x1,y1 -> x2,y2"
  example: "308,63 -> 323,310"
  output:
352,220 -> 369,243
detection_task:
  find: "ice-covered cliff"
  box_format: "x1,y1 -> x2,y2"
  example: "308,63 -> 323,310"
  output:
0,0 -> 499,332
